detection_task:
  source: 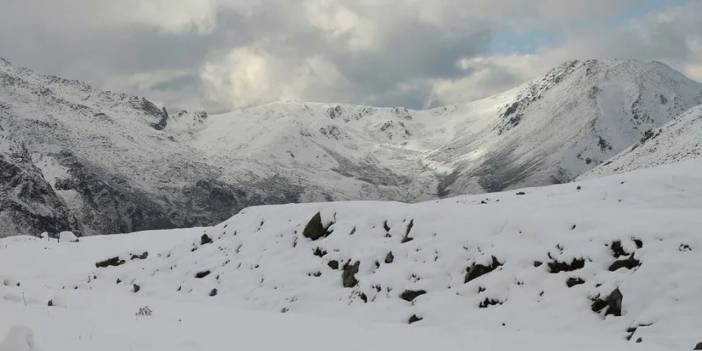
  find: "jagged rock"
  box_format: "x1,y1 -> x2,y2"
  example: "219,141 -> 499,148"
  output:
200,234 -> 213,245
693,342 -> 702,350
342,261 -> 360,288
132,284 -> 141,293
609,254 -> 641,271
302,212 -> 332,240
95,256 -> 125,268
548,257 -> 585,273
566,277 -> 585,287
384,251 -> 394,264
400,289 -> 426,302
130,251 -> 148,260
610,240 -> 629,258
591,288 -> 623,316
478,298 -> 503,308
465,256 -> 503,283
313,247 -> 327,257
408,314 -> 423,324
327,260 -> 339,270
401,219 -> 414,243
0,144 -> 81,237
195,270 -> 211,279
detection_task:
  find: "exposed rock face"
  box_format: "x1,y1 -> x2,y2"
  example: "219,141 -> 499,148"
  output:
0,139 -> 80,237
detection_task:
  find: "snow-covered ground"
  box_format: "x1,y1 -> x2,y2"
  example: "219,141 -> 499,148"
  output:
2,158 -> 702,350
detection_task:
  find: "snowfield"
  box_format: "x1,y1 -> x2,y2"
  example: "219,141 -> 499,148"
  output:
2,159 -> 702,350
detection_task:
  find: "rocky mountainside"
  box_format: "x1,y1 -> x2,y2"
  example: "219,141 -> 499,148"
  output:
583,104 -> 702,178
1,57 -> 702,236
0,57 -> 260,237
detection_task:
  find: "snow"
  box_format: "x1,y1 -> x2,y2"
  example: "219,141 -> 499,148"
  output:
584,104 -> 702,178
2,159 -> 702,350
57,231 -> 78,243
0,326 -> 34,351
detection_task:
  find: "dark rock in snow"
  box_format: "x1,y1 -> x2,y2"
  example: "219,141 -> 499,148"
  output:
465,256 -> 503,283
195,270 -> 211,279
401,219 -> 414,243
130,251 -> 148,260
313,247 -> 327,257
384,251 -> 394,264
566,277 -> 585,287
548,257 -> 585,273
302,212 -> 332,240
342,260 -> 360,288
399,289 -> 426,302
327,260 -> 339,270
200,234 -> 213,245
609,254 -> 641,271
408,314 -> 423,324
478,298 -> 503,308
591,288 -> 623,316
95,256 -> 125,268
610,240 -> 629,258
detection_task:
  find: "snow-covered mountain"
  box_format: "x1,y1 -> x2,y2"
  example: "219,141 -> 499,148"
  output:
583,104 -> 702,178
0,57 -> 262,237
2,158 -> 702,350
2,57 -> 702,236
194,59 -> 702,203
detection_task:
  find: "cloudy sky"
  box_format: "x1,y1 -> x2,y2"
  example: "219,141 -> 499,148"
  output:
1,0 -> 701,112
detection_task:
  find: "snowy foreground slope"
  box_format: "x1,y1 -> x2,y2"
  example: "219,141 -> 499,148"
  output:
3,57 -> 702,237
585,104 -> 702,178
2,160 -> 702,350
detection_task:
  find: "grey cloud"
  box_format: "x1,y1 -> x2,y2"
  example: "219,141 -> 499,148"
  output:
0,0 -> 698,112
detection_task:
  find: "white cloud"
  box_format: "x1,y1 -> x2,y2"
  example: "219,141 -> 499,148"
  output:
200,48 -> 349,108
303,0 -> 376,51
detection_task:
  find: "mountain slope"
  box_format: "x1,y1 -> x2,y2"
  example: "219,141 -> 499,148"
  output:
193,59 -> 702,200
2,58 -> 702,236
583,104 -> 702,178
2,159 -> 702,350
0,57 -> 290,236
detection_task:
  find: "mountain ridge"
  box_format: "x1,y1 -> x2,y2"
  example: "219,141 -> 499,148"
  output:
1,57 -> 701,236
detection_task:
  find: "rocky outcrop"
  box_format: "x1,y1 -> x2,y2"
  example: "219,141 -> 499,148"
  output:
0,141 -> 80,237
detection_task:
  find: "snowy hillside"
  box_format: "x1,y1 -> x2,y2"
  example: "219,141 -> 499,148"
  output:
0,57 -> 259,237
2,159 -> 702,350
194,59 -> 702,200
2,57 -> 702,236
584,104 -> 702,178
